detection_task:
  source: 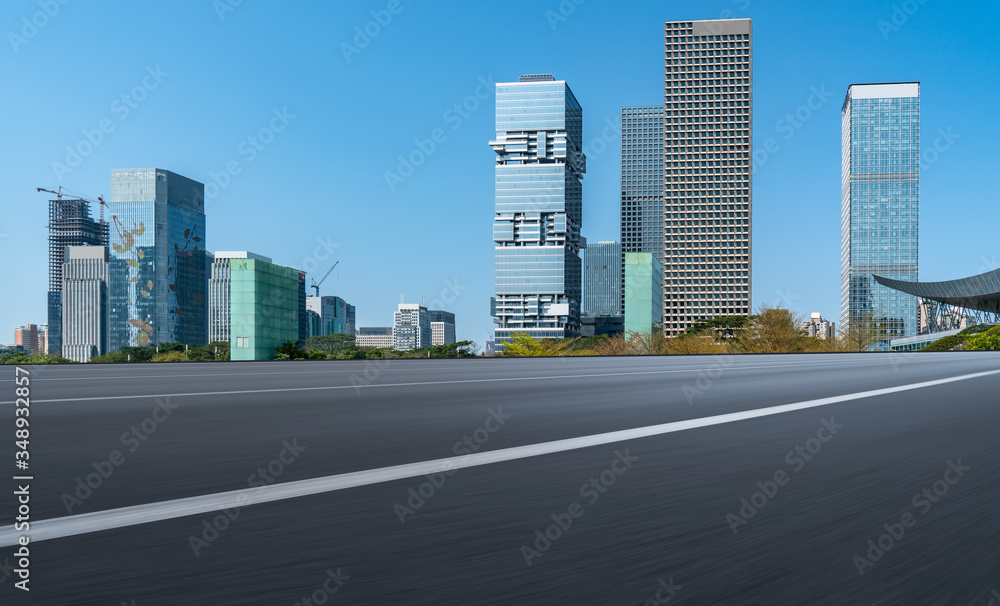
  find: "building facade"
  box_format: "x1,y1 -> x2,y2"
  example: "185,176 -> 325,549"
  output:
582,240 -> 622,317
490,74 -> 586,346
357,327 -> 393,349
61,245 -> 110,362
393,303 -> 431,351
46,197 -> 107,355
620,106 -> 664,317
625,252 -> 664,335
108,168 -> 208,350
663,19 -> 753,336
306,296 -> 356,337
841,83 -> 920,345
14,325 -> 43,354
227,256 -> 305,361
801,312 -> 835,341
428,309 -> 456,346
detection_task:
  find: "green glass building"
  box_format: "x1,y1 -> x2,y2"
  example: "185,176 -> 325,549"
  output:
625,252 -> 663,335
212,252 -> 305,361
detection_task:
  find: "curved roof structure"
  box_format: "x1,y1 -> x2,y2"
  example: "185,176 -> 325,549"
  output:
873,269 -> 1000,314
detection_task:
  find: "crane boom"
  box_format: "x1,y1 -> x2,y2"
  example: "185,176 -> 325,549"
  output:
310,261 -> 339,297
37,186 -> 110,236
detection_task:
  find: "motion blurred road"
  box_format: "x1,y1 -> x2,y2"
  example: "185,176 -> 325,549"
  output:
2,352 -> 999,604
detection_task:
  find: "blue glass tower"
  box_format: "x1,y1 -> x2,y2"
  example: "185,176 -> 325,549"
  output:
620,106 -> 664,317
108,168 -> 208,350
582,240 -> 621,316
490,74 -> 585,344
841,83 -> 920,345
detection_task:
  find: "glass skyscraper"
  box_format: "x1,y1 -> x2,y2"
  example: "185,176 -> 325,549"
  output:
663,19 -> 753,337
582,240 -> 621,316
108,168 -> 208,350
841,83 -> 920,344
620,106 -> 664,318
490,74 -> 585,344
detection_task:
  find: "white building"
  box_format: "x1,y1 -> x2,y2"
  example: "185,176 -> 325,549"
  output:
62,245 -> 110,362
393,303 -> 431,351
357,327 -> 393,349
802,312 -> 835,340
429,310 -> 456,346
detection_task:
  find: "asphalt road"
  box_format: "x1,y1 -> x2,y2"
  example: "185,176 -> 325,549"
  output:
1,352 -> 999,605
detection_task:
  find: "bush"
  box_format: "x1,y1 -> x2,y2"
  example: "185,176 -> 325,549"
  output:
920,335 -> 966,352
966,325 -> 1000,350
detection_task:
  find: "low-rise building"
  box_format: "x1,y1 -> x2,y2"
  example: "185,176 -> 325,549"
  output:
357,327 -> 393,349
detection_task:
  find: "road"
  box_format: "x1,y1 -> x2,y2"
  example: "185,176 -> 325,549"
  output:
1,352 -> 999,605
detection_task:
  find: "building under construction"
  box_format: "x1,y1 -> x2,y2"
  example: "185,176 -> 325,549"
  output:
47,198 -> 108,355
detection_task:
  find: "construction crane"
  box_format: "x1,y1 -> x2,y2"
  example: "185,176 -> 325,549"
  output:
311,261 -> 339,297
36,186 -> 110,237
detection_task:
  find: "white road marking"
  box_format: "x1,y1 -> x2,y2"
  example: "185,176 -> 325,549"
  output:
3,367 -> 998,546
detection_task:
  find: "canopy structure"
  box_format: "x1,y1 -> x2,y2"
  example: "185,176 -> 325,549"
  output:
873,269 -> 1000,323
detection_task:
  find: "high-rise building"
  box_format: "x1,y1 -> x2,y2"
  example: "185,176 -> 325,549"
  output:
620,106 -> 664,317
582,240 -> 622,317
45,196 -> 107,355
225,254 -> 306,361
394,303 -> 431,351
490,74 -> 586,346
14,325 -> 42,354
108,168 -> 209,350
428,309 -> 456,346
663,19 -> 753,336
306,296 -> 357,337
841,83 -> 920,345
61,245 -> 110,362
624,252 -> 663,335
209,251 -> 270,344
802,312 -> 835,341
357,327 -> 393,349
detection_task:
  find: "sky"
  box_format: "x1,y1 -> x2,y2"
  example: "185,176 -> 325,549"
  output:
2,0 -> 999,347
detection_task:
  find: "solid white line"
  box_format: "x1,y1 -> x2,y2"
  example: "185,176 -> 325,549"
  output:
4,367 -> 998,547
0,359 -> 894,404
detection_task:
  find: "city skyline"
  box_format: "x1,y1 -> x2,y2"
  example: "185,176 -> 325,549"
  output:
2,1 -> 998,346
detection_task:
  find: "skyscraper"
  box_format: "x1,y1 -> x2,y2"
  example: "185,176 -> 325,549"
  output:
428,309 -> 456,346
62,245 -> 110,362
582,240 -> 622,316
306,295 -> 356,336
841,83 -> 920,344
620,106 -> 664,317
394,303 -> 430,351
490,74 -> 586,345
108,168 -> 208,350
45,197 -> 107,354
663,19 -> 753,337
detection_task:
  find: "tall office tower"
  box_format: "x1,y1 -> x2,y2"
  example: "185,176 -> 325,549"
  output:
582,240 -> 622,317
663,19 -> 753,337
490,74 -> 586,346
108,169 -> 208,350
620,106 -> 664,316
428,309 -> 456,346
46,197 -> 108,354
62,245 -> 110,362
841,83 -> 920,344
393,303 -> 431,351
306,295 -> 356,336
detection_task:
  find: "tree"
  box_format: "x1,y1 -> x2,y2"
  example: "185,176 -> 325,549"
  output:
304,334 -> 356,356
273,340 -> 308,360
735,305 -> 809,353
838,310 -> 890,352
500,333 -> 579,357
684,316 -> 749,341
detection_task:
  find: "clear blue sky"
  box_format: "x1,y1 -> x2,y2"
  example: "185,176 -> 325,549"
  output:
3,0 -> 999,347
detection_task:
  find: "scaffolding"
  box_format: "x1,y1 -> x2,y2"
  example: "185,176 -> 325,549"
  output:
47,198 -> 108,291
